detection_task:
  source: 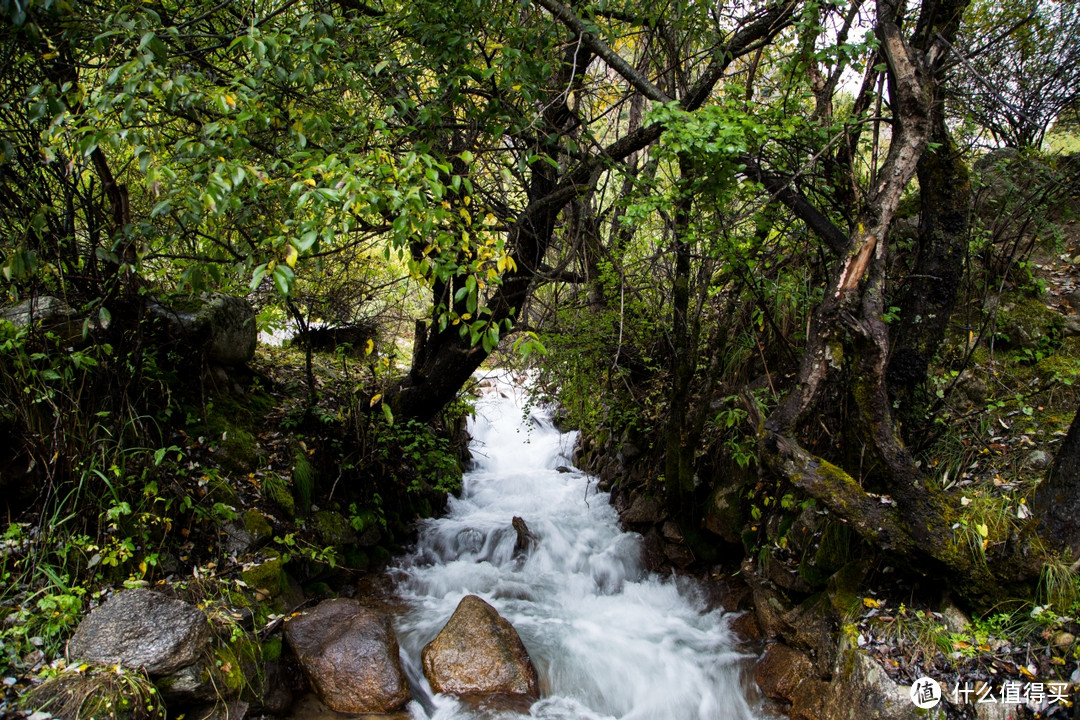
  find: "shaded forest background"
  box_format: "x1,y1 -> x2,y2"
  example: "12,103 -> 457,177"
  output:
2,0 -> 1080,714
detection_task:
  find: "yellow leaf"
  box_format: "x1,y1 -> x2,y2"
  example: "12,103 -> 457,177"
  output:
285,244 -> 298,268
460,208 -> 472,225
303,178 -> 316,187
862,597 -> 881,608
369,393 -> 382,407
1020,665 -> 1037,679
976,523 -> 988,538
43,51 -> 58,60
224,93 -> 236,109
365,338 -> 374,355
463,195 -> 471,206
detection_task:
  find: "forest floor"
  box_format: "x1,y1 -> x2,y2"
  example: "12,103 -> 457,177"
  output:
827,217 -> 1080,718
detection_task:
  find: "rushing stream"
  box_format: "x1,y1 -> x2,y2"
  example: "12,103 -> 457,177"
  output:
390,377 -> 769,720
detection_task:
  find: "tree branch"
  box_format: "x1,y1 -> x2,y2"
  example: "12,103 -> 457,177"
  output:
739,155 -> 849,255
533,0 -> 673,104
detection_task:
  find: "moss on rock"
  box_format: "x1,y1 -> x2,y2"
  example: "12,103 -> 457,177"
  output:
243,509 -> 272,545
263,473 -> 296,517
312,510 -> 356,548
996,297 -> 1063,353
240,556 -> 285,598
292,452 -> 314,515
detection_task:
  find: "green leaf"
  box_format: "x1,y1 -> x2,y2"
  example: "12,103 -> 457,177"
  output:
272,264 -> 295,296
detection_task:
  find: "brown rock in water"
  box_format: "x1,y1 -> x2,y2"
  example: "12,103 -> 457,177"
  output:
512,516 -> 536,556
284,599 -> 410,714
621,494 -> 666,524
789,678 -> 830,720
754,642 -> 814,701
422,595 -> 539,699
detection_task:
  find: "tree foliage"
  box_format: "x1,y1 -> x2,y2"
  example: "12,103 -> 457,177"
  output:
950,0 -> 1080,148
3,0 -> 1079,603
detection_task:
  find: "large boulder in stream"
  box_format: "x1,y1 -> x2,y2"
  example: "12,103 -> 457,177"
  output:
422,594 -> 539,700
66,589 -> 211,676
283,598 -> 410,714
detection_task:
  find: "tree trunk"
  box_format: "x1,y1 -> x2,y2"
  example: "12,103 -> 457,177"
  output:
385,0 -> 798,423
887,102 -> 970,416
756,0 -> 1043,602
1034,407 -> 1080,558
664,156 -> 697,514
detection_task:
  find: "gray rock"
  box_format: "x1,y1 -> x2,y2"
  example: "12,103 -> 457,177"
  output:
0,296 -> 85,344
703,483 -> 744,545
941,605 -> 971,634
66,589 -> 210,676
821,645 -> 933,720
1026,449 -> 1054,470
1064,315 -> 1080,338
755,643 -> 814,701
155,661 -> 220,704
192,700 -> 249,720
0,296 -> 74,326
284,599 -> 410,714
222,523 -> 255,556
975,700 -> 1016,720
149,293 -> 256,366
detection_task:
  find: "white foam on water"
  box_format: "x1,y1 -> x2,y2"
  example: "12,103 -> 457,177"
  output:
392,375 -> 770,720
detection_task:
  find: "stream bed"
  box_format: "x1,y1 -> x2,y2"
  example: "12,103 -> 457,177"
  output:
387,376 -> 769,720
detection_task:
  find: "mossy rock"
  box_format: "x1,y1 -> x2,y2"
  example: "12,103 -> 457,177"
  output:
826,560 -> 871,617
303,581 -> 335,597
213,644 -> 245,697
1036,341 -> 1080,382
241,556 -> 285,598
193,393 -> 269,474
995,297 -> 1063,353
349,508 -> 385,546
263,473 -> 296,518
261,637 -> 283,663
292,452 -> 315,515
243,509 -> 273,545
344,548 -> 370,571
312,510 -> 356,548
681,525 -> 720,565
370,545 -> 391,566
215,427 -> 258,474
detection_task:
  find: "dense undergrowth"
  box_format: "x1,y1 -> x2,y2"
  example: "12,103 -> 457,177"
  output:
533,149 -> 1080,706
0,316 -> 469,714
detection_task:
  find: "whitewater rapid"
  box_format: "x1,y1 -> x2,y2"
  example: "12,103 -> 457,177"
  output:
391,377 -> 768,720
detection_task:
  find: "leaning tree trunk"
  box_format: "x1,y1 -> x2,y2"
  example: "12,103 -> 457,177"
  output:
385,0 -> 799,423
758,0 -> 1042,603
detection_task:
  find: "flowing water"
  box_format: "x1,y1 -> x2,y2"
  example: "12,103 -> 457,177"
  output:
390,377 -> 769,720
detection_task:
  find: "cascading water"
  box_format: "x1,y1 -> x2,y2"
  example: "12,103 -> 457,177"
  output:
392,377 -> 770,720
